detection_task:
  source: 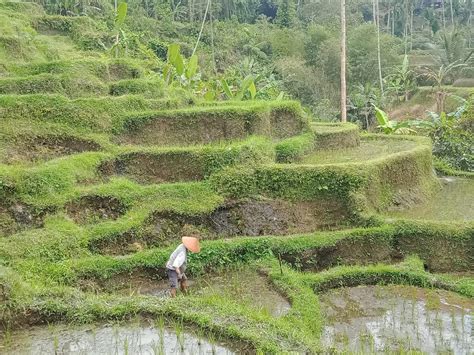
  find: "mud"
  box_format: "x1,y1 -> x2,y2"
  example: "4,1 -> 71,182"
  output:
1,319 -> 237,354
320,285 -> 473,353
66,196 -> 127,224
79,268 -> 170,297
0,202 -> 49,237
4,135 -> 101,163
92,198 -> 350,255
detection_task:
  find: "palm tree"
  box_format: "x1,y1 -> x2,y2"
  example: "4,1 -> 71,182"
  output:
422,61 -> 466,112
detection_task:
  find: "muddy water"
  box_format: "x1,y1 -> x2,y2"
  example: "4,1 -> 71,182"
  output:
320,285 -> 473,353
2,320 -> 236,354
386,177 -> 474,222
192,269 -> 291,317
112,269 -> 291,317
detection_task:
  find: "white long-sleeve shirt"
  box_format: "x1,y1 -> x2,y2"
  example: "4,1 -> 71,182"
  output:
166,244 -> 187,271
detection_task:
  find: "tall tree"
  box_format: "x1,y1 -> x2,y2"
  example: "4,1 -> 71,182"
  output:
276,0 -> 296,27
374,0 -> 384,94
450,0 -> 455,26
340,0 -> 347,122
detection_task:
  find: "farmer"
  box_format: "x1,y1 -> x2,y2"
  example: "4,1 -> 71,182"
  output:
166,236 -> 201,297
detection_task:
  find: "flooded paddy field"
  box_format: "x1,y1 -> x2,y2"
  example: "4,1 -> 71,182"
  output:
1,319 -> 237,355
105,267 -> 291,317
191,268 -> 291,317
320,285 -> 473,353
386,177 -> 474,222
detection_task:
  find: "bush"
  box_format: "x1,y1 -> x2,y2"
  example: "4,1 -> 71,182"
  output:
431,121 -> 474,172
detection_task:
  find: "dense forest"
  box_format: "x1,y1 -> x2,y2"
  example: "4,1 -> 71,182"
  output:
30,0 -> 473,118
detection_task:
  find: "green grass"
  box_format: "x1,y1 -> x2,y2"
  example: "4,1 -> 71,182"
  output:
301,136 -> 418,165
0,2 -> 472,352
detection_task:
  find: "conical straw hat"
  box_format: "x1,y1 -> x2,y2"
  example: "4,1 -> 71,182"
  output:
182,236 -> 200,253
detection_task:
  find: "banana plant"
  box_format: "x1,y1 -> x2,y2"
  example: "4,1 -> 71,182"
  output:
219,75 -> 257,100
110,2 -> 128,58
163,43 -> 199,87
373,105 -> 417,135
385,55 -> 417,102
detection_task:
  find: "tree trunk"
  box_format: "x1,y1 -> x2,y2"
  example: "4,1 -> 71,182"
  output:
468,7 -> 472,47
114,0 -> 119,58
387,7 -> 391,31
410,1 -> 414,51
450,0 -> 454,26
210,0 -> 216,74
340,0 -> 347,123
392,8 -> 395,35
376,0 -> 384,94
442,0 -> 446,30
190,0 -> 194,22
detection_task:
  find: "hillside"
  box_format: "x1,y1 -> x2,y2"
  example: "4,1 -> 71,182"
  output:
0,1 -> 473,353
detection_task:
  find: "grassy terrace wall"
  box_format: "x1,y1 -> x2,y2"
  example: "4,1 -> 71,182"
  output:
312,122 -> 360,150
275,122 -> 359,163
1,2 -> 471,351
0,94 -> 183,132
99,137 -> 275,184
3,220 -> 469,287
115,101 -> 309,146
6,58 -> 145,81
0,136 -> 274,209
212,135 -> 437,214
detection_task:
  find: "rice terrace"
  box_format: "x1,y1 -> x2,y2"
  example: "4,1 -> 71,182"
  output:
0,0 -> 473,353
